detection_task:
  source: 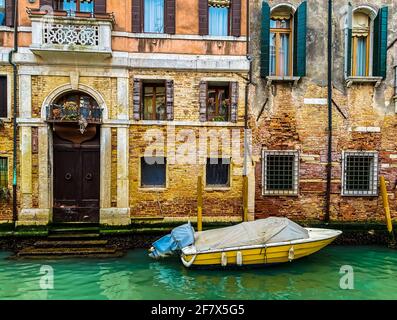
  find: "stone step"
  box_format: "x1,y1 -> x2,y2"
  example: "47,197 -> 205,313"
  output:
17,247 -> 122,259
49,227 -> 100,234
34,240 -> 108,248
48,233 -> 100,240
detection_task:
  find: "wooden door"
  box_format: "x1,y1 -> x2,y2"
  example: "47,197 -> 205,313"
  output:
53,124 -> 100,223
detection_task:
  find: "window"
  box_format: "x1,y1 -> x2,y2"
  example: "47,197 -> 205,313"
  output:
342,152 -> 378,196
352,12 -> 370,77
0,0 -> 5,26
262,151 -> 299,195
144,0 -> 164,33
0,157 -> 7,188
0,76 -> 7,118
206,158 -> 230,187
208,1 -> 229,36
133,79 -> 174,121
141,157 -> 166,188
207,84 -> 230,122
269,14 -> 292,76
57,0 -> 94,13
142,83 -> 166,120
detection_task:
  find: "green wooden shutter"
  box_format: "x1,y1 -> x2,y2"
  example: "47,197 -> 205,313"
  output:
373,7 -> 388,78
260,1 -> 270,78
293,1 -> 307,77
345,3 -> 352,78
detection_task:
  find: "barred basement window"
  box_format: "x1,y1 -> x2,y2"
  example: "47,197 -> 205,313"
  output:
0,157 -> 7,188
206,158 -> 230,187
262,151 -> 299,196
342,151 -> 378,196
141,157 -> 166,188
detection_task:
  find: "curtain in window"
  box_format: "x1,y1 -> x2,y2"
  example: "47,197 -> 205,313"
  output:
209,6 -> 228,36
62,0 -> 77,12
269,33 -> 276,75
0,0 -> 5,26
279,34 -> 290,76
80,0 -> 94,13
356,37 -> 367,77
144,0 -> 165,33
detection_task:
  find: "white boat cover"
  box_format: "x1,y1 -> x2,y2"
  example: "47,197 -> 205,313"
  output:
193,217 -> 309,252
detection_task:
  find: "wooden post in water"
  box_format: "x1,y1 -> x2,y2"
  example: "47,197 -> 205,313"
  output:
243,175 -> 248,222
380,176 -> 395,246
197,176 -> 203,232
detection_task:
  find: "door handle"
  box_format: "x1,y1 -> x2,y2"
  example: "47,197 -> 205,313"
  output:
85,173 -> 93,181
65,173 -> 72,181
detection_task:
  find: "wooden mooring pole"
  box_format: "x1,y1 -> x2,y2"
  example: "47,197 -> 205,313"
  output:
197,176 -> 203,232
380,176 -> 396,247
243,175 -> 248,222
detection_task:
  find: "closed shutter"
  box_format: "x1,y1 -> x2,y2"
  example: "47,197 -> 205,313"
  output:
293,1 -> 307,77
373,6 -> 388,78
199,81 -> 208,122
5,0 -> 14,27
230,0 -> 241,37
0,77 -> 7,118
133,79 -> 142,121
260,1 -> 270,78
39,0 -> 54,9
95,0 -> 107,13
132,0 -> 143,33
198,0 -> 209,36
230,82 -> 239,123
165,80 -> 174,121
164,0 -> 176,34
344,3 -> 352,78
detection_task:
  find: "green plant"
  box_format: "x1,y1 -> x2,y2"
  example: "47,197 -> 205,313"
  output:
0,186 -> 11,203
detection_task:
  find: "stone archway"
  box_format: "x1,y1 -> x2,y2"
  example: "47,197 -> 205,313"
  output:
39,84 -> 112,225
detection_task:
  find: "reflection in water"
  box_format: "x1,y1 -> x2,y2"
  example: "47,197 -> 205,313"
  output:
0,246 -> 396,300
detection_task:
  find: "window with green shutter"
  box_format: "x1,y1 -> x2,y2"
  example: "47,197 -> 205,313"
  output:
260,1 -> 307,79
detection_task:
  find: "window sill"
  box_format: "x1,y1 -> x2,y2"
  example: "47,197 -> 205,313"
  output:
341,193 -> 378,197
266,76 -> 301,87
205,186 -> 231,192
345,76 -> 383,88
0,26 -> 13,32
262,191 -> 299,197
0,118 -> 11,123
138,187 -> 167,192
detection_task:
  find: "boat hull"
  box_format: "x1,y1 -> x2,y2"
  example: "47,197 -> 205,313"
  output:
181,228 -> 341,268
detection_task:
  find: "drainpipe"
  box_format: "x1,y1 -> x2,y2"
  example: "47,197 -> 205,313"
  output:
243,0 -> 252,221
325,0 -> 332,222
8,0 -> 18,223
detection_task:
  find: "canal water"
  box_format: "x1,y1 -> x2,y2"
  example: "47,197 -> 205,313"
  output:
0,246 -> 396,300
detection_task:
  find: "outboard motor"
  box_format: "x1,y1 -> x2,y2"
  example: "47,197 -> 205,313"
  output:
149,222 -> 195,259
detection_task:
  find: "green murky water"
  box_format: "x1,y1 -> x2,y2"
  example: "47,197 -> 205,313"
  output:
0,246 -> 396,300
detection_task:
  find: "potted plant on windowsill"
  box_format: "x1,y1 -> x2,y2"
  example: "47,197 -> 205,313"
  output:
0,187 -> 11,204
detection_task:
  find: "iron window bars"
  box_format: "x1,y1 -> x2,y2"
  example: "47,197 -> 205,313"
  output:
342,151 -> 379,196
206,158 -> 231,187
262,150 -> 299,196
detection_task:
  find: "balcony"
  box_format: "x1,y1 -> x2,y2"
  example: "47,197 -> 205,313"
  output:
27,8 -> 114,61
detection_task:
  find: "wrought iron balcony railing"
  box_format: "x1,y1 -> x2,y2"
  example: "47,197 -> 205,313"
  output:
46,103 -> 103,124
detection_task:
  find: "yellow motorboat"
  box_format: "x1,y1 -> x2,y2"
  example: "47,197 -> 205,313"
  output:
149,217 -> 342,268
180,227 -> 341,268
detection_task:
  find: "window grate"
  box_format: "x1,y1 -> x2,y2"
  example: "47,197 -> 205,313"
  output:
342,151 -> 378,196
262,151 -> 299,196
0,157 -> 8,188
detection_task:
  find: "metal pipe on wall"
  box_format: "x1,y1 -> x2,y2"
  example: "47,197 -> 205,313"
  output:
325,0 -> 333,222
8,0 -> 18,223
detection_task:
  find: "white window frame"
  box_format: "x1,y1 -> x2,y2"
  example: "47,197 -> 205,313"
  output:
341,151 -> 379,197
0,73 -> 11,121
262,150 -> 299,196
